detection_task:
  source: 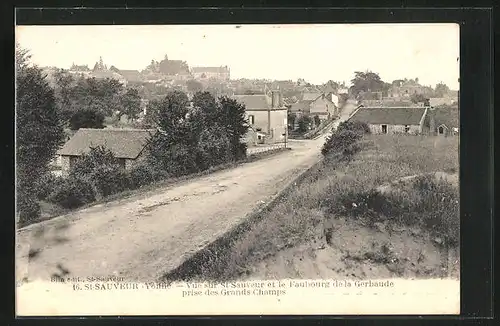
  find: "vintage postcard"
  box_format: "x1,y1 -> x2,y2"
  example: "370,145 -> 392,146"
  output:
15,23 -> 460,316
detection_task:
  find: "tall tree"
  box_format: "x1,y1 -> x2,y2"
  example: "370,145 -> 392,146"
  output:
434,82 -> 450,97
216,96 -> 249,160
147,91 -> 193,172
16,45 -> 65,191
120,88 -> 142,119
350,71 -> 385,98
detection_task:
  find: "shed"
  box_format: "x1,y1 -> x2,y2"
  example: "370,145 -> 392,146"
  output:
57,128 -> 156,175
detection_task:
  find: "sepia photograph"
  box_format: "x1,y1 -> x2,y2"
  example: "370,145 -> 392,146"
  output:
15,23 -> 460,315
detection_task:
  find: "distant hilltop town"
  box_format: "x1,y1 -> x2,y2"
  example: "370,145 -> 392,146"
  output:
59,54 -> 231,86
39,55 -> 457,113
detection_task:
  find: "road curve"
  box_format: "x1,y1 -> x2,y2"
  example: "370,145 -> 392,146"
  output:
16,136 -> 326,283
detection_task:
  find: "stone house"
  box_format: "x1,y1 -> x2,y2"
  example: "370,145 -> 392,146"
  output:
233,91 -> 288,144
290,93 -> 337,119
348,106 -> 429,135
57,128 -> 156,176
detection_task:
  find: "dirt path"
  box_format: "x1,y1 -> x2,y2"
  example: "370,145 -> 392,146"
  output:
16,137 -> 326,283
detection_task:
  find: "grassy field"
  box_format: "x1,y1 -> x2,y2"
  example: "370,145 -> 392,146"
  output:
185,134 -> 460,281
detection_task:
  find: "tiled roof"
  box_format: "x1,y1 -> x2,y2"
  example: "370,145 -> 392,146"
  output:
302,92 -> 322,101
431,107 -> 459,128
233,95 -> 271,109
290,100 -> 313,112
349,107 -> 428,125
58,128 -> 156,159
118,70 -> 142,81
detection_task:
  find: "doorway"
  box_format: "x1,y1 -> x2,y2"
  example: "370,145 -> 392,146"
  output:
381,125 -> 388,134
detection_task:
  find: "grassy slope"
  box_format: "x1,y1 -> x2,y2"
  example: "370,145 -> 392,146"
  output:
194,134 -> 459,281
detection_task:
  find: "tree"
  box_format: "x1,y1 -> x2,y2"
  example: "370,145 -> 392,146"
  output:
324,80 -> 339,92
313,115 -> 321,127
434,82 -> 450,97
350,71 -> 385,98
69,109 -> 105,130
16,45 -> 65,190
147,91 -> 194,173
410,93 -> 429,104
216,96 -> 249,160
287,112 -> 297,130
120,88 -> 142,119
297,115 -> 312,133
16,45 -> 65,221
52,69 -> 77,120
186,79 -> 204,93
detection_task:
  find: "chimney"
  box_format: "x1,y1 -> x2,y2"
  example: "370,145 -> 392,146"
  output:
271,91 -> 280,108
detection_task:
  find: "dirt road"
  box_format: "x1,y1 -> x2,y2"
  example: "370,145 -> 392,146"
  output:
16,136 -> 328,283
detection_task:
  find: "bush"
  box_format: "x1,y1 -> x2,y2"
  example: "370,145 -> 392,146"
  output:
47,176 -> 96,209
337,121 -> 371,135
127,163 -> 158,189
412,175 -> 459,245
69,145 -> 120,178
321,129 -> 363,158
33,173 -> 65,200
90,165 -> 130,198
324,174 -> 459,246
17,192 -> 41,225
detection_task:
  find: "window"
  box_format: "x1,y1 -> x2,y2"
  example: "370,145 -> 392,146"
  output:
248,115 -> 255,125
381,125 -> 388,134
404,125 -> 410,133
438,126 -> 444,134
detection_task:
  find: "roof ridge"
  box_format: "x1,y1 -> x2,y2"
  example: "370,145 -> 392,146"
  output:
79,128 -> 154,132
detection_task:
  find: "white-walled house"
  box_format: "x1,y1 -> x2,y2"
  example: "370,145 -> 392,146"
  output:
233,92 -> 288,144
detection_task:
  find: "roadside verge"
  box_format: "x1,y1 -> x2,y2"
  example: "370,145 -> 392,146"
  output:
160,156 -> 322,283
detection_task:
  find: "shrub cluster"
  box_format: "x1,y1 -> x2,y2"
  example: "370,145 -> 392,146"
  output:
146,91 -> 248,176
321,121 -> 370,160
325,174 -> 459,246
17,190 -> 41,226
47,176 -> 96,209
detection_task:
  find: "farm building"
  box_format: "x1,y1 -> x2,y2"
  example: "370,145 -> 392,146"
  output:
347,106 -> 429,135
233,91 -> 288,144
425,105 -> 460,136
57,128 -> 156,176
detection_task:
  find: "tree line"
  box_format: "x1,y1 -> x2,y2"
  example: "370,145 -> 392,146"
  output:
349,71 -> 453,103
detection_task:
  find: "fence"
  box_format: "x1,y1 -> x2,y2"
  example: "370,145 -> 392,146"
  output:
247,143 -> 287,156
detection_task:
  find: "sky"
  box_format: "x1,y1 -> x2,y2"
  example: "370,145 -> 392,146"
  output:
16,24 -> 460,90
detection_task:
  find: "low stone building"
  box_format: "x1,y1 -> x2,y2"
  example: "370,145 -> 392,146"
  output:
347,106 -> 429,135
57,128 -> 156,176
